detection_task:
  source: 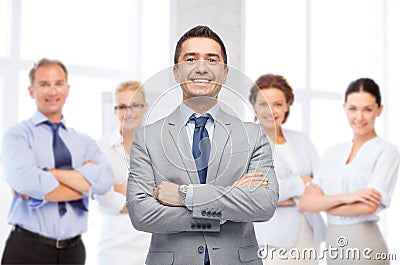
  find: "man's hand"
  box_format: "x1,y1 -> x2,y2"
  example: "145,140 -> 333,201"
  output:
153,181 -> 182,207
233,172 -> 268,187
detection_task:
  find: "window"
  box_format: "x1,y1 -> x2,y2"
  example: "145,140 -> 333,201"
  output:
0,0 -> 10,57
310,0 -> 384,93
20,0 -> 136,70
246,0 -> 388,153
245,0 -> 308,88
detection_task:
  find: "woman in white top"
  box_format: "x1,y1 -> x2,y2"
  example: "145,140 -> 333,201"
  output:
249,74 -> 325,264
299,77 -> 400,265
96,81 -> 151,265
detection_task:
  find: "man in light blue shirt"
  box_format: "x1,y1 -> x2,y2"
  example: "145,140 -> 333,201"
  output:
1,58 -> 113,264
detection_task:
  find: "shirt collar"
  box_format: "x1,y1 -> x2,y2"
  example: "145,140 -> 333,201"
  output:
179,102 -> 219,124
32,110 -> 68,129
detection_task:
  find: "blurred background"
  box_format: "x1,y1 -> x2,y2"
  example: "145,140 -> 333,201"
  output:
1,0 -> 399,264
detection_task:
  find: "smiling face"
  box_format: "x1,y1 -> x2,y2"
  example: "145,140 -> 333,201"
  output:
173,37 -> 228,102
114,89 -> 147,132
254,88 -> 289,131
28,64 -> 70,122
344,91 -> 383,139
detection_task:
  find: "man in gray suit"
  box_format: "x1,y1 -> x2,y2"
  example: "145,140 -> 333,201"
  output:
127,25 -> 279,265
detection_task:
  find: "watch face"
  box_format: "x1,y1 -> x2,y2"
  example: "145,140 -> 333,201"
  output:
179,185 -> 188,204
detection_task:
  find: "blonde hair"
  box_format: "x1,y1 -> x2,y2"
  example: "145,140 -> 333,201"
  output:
114,81 -> 146,103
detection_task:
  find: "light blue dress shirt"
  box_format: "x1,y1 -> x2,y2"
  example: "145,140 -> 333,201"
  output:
1,111 -> 113,239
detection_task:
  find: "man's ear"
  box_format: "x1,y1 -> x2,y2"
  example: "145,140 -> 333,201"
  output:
173,65 -> 180,83
28,86 -> 35,99
66,84 -> 70,96
222,65 -> 229,84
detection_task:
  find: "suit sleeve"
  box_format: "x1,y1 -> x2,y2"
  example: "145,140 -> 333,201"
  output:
192,125 -> 279,222
126,128 -> 221,233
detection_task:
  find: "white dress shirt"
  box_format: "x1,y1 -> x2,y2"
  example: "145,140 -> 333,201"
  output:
179,103 -> 218,209
254,128 -> 325,249
96,129 -> 151,265
314,136 -> 400,225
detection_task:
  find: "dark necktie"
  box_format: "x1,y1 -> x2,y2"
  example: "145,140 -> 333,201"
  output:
191,116 -> 211,184
44,121 -> 87,216
190,116 -> 211,265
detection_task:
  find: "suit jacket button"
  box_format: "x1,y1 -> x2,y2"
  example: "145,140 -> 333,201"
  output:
202,224 -> 207,229
207,224 -> 212,229
212,211 -> 216,217
198,246 -> 204,253
206,211 -> 211,217
191,223 -> 196,229
201,210 -> 206,216
197,223 -> 202,229
217,212 -> 222,217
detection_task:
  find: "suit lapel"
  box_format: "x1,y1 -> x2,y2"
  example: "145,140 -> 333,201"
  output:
166,108 -> 200,184
206,110 -> 232,183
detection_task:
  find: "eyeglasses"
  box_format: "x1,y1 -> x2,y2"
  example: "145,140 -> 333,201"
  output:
114,103 -> 145,111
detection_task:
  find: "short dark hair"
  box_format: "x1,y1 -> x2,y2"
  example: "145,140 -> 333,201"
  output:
345,78 -> 382,107
249,74 -> 294,124
174,25 -> 227,65
29,58 -> 68,85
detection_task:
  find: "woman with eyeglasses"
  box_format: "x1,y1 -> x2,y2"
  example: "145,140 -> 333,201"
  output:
299,77 -> 400,264
95,81 -> 151,265
249,74 -> 325,264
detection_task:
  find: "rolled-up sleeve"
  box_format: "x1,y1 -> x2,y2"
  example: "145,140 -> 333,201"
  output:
2,126 -> 59,199
75,136 -> 113,196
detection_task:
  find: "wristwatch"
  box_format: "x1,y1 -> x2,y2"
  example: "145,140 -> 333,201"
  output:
178,185 -> 188,205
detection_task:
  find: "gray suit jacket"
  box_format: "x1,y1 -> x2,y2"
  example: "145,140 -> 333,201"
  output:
127,107 -> 279,265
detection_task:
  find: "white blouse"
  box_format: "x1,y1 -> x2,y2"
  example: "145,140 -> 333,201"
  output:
95,129 -> 151,265
314,137 -> 400,226
254,128 -> 325,249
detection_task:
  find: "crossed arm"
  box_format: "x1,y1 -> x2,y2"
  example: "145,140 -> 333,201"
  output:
14,160 -> 95,202
126,125 -> 279,233
298,183 -> 382,216
277,175 -> 313,206
4,127 -> 113,203
153,172 -> 269,207
44,159 -> 94,202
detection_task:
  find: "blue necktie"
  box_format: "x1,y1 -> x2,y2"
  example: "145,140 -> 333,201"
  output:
191,116 -> 211,185
191,116 -> 211,264
44,121 -> 87,216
